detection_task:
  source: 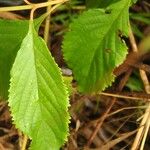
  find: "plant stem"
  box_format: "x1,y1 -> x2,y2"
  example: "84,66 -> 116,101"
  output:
129,24 -> 150,150
43,3 -> 62,44
44,0 -> 51,45
21,135 -> 28,150
0,0 -> 68,12
100,92 -> 150,101
0,5 -> 32,12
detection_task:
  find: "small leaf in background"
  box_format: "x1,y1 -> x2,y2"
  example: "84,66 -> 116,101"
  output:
8,21 -> 70,150
130,13 -> 150,25
130,22 -> 144,38
138,35 -> 150,54
126,76 -> 144,91
63,0 -> 131,93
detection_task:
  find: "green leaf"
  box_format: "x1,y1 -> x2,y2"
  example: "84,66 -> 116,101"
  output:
130,13 -> 150,25
0,20 -> 28,100
63,76 -> 73,95
63,0 -> 131,93
130,22 -> 144,38
131,0 -> 138,4
86,0 -> 136,9
8,22 -> 70,150
126,76 -> 143,91
86,0 -> 115,8
0,17 -> 44,100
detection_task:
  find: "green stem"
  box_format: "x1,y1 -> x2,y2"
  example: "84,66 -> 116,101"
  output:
0,0 -> 68,12
0,5 -> 32,12
44,1 -> 51,44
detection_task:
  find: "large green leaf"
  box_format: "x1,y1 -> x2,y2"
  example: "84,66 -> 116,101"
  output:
8,22 -> 70,150
86,0 -> 137,8
0,20 -> 28,100
63,0 -> 131,93
0,17 -> 44,100
86,0 -> 115,8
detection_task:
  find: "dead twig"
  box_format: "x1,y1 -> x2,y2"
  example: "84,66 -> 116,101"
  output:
85,97 -> 116,148
91,129 -> 138,150
129,24 -> 150,150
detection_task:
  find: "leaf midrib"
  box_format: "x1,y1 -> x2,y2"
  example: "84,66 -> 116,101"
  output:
30,28 -> 64,145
